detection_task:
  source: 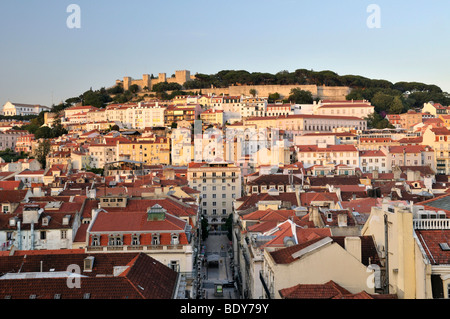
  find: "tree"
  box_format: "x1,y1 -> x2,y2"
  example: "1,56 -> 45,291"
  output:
389,96 -> 405,114
128,84 -> 140,93
365,112 -> 394,129
34,140 -> 51,169
34,126 -> 53,139
268,92 -> 280,103
249,89 -> 257,97
201,217 -> 209,241
288,88 -> 314,104
371,92 -> 395,113
52,117 -> 68,138
224,214 -> 233,241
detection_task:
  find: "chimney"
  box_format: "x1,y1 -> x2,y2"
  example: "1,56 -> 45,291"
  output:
344,237 -> 361,262
338,213 -> 348,227
372,169 -> 379,179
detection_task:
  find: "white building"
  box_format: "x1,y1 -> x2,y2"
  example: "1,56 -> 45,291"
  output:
295,143 -> 359,167
188,162 -> 241,231
359,149 -> 388,173
314,100 -> 375,119
1,102 -> 51,116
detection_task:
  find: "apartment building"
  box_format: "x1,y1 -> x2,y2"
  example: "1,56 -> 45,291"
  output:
187,162 -> 241,231
200,109 -> 224,126
422,126 -> 450,175
387,145 -> 435,172
15,134 -> 35,153
88,140 -> 119,169
294,144 -> 359,167
314,100 -> 374,119
0,200 -> 83,251
117,136 -> 171,165
359,149 -> 388,173
0,130 -> 29,151
244,114 -> 366,132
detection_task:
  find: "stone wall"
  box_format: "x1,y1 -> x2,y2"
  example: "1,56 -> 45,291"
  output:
200,84 -> 351,101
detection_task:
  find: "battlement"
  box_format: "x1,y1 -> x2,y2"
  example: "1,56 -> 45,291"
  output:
120,70 -> 192,91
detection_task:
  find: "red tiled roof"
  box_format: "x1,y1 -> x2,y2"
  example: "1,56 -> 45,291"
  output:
300,192 -> 339,206
89,210 -> 187,233
295,144 -> 357,152
389,145 -> 433,153
0,181 -> 22,190
279,280 -> 351,299
0,252 -> 177,299
279,280 -> 397,299
0,189 -> 28,203
415,229 -> 450,265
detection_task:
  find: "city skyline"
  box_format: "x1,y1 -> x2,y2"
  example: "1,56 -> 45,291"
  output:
1,0 -> 449,107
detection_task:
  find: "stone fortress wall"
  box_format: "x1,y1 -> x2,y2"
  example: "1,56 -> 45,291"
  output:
117,70 -> 351,101
118,70 -> 194,91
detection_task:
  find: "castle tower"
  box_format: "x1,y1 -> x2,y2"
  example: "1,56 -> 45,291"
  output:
142,74 -> 151,89
175,70 -> 190,86
123,77 -> 132,91
158,73 -> 167,83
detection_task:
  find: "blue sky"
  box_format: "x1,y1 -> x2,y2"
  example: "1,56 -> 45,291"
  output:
0,0 -> 449,107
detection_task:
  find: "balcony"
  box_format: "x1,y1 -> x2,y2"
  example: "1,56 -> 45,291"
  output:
87,244 -> 188,253
413,218 -> 450,230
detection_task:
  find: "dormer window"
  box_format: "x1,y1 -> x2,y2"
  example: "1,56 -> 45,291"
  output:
171,233 -> 179,245
42,216 -> 51,226
9,217 -> 17,227
108,234 -> 123,246
152,233 -> 160,245
131,234 -> 140,246
91,235 -> 100,246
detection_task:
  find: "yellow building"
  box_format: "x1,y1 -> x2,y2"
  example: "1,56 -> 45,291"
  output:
361,199 -> 425,299
200,109 -> 224,126
422,126 -> 450,175
118,137 -> 170,165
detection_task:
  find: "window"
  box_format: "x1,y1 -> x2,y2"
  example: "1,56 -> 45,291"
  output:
108,235 -> 123,246
171,234 -> 179,245
91,235 -> 100,246
169,260 -> 179,272
152,234 -> 160,245
132,234 -> 140,246
40,231 -> 46,240
61,230 -> 67,239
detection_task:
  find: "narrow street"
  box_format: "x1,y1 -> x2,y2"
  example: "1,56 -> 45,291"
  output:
197,232 -> 239,299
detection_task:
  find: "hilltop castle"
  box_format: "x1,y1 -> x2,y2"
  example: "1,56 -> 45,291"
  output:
115,69 -> 351,101
117,70 -> 194,91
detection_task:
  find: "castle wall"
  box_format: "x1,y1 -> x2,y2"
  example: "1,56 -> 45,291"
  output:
200,84 -> 351,101
120,71 -> 351,101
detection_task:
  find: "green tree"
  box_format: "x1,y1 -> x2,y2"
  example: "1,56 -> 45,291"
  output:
34,126 -> 53,139
34,139 -> 51,169
268,92 -> 280,103
224,214 -> 233,241
249,89 -> 257,97
371,92 -> 395,112
201,217 -> 209,241
128,84 -> 140,93
288,88 -> 314,104
365,112 -> 394,129
389,96 -> 405,114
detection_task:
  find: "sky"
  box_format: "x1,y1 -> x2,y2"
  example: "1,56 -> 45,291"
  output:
0,0 -> 449,107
